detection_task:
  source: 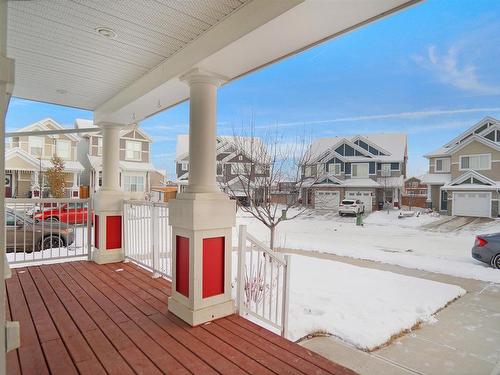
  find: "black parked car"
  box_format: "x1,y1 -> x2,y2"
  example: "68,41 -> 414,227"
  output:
471,233 -> 500,269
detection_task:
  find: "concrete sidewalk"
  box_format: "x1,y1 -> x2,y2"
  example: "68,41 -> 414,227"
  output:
286,249 -> 500,375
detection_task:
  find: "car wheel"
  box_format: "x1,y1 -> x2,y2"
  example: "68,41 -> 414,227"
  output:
47,217 -> 59,222
39,236 -> 65,251
492,254 -> 500,270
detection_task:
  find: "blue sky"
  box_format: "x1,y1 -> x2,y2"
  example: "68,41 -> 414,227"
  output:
6,0 -> 500,179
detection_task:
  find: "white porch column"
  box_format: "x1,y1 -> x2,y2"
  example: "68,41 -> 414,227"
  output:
168,68 -> 236,326
92,122 -> 125,264
1,0 -> 19,369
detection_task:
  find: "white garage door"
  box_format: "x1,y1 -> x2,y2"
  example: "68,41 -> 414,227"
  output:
452,192 -> 491,218
346,191 -> 373,212
314,190 -> 339,210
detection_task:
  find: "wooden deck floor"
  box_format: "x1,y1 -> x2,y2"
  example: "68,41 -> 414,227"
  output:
5,260 -> 356,375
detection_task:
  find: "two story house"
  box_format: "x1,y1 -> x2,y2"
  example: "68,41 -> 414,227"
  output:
175,134 -> 269,204
75,119 -> 157,197
422,116 -> 500,218
301,133 -> 408,212
5,118 -> 84,198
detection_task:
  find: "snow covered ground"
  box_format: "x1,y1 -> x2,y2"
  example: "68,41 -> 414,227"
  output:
235,208 -> 500,283
286,255 -> 465,350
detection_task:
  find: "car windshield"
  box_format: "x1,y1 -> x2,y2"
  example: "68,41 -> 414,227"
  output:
342,200 -> 355,205
6,210 -> 34,225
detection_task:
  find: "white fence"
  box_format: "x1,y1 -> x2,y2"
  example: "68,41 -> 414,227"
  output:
5,198 -> 92,264
123,200 -> 172,279
237,225 -> 291,338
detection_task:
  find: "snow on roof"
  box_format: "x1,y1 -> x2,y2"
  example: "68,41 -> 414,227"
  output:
421,173 -> 452,185
343,178 -> 381,188
176,134 -> 265,160
88,155 -> 156,172
309,133 -> 407,161
74,118 -> 96,129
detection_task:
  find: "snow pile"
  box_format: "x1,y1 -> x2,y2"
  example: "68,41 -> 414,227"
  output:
287,255 -> 465,350
364,209 -> 440,228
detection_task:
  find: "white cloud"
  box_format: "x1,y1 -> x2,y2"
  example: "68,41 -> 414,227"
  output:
255,107 -> 500,129
413,45 -> 500,95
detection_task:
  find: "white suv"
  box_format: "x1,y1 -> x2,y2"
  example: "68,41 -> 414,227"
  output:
339,199 -> 365,216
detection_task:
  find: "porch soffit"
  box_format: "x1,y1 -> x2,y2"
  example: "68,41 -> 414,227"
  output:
6,0 -> 420,124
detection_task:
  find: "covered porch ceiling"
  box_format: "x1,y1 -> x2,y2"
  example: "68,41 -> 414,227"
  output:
7,0 -> 420,125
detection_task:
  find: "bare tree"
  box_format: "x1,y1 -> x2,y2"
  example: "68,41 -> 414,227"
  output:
221,122 -> 316,250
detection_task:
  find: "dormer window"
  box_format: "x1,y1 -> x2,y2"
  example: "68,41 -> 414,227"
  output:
485,130 -> 500,143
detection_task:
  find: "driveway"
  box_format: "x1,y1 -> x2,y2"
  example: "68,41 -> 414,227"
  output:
293,251 -> 500,375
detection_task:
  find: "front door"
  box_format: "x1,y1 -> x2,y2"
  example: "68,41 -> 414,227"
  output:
5,173 -> 12,198
440,190 -> 448,211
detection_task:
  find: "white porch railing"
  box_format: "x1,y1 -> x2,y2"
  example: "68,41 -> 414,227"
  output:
5,198 -> 92,264
122,200 -> 172,279
237,225 -> 291,338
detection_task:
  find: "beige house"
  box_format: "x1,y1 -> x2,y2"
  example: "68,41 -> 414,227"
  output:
422,116 -> 500,218
5,118 -> 84,198
75,119 -> 158,197
302,133 -> 408,212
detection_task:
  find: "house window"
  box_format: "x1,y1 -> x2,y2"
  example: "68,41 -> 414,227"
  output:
29,136 -> 44,157
381,164 -> 391,176
352,163 -> 369,178
181,162 -> 189,171
460,154 -> 491,171
124,175 -> 145,192
231,163 -> 251,174
435,158 -> 450,172
411,181 -> 419,188
125,140 -> 142,161
55,139 -> 71,159
317,163 -> 325,175
254,164 -> 266,174
98,171 -> 102,187
390,162 -> 400,171
304,166 -> 312,177
97,137 -> 103,156
328,163 -> 341,175
217,164 -> 224,176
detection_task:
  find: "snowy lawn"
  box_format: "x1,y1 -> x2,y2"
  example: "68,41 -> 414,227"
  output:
286,255 -> 465,350
235,208 -> 500,283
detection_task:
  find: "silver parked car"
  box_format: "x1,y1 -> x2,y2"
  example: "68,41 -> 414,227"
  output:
471,233 -> 500,269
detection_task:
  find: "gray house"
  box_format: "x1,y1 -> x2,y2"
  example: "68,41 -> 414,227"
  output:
301,133 -> 408,212
175,135 -> 269,204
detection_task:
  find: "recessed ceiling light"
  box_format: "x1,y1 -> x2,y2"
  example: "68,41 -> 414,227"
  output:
56,89 -> 67,94
95,27 -> 117,39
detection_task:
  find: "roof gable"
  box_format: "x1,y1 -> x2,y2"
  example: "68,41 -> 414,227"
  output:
13,118 -> 81,142
447,135 -> 500,155
444,116 -> 498,148
449,170 -> 496,186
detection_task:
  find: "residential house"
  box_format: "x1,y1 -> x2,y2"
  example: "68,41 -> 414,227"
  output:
5,118 -> 84,198
75,119 -> 157,197
175,134 -> 269,204
422,116 -> 500,218
302,133 -> 408,212
401,176 -> 428,208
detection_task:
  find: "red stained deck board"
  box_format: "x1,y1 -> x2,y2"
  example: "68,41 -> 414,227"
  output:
6,260 -> 356,375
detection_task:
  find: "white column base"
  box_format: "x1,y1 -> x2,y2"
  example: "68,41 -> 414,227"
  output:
168,296 -> 234,326
92,248 -> 124,265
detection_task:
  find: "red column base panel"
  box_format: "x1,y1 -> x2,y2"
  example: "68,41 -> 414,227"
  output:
176,236 -> 190,297
203,236 -> 225,298
106,215 -> 122,250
